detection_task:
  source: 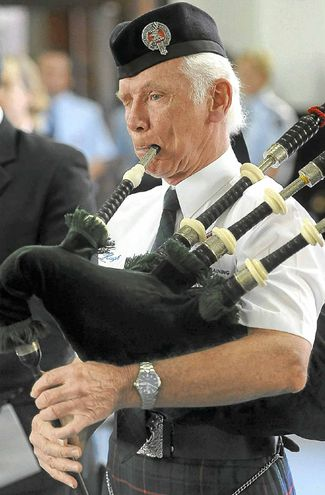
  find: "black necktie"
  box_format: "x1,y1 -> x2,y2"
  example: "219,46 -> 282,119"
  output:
151,188 -> 180,251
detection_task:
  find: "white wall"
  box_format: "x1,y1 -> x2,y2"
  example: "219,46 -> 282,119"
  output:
0,7 -> 29,55
169,0 -> 325,110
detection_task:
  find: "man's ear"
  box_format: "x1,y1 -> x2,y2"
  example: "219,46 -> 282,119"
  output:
208,79 -> 232,123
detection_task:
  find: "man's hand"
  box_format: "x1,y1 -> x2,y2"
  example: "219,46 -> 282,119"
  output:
30,359 -> 138,439
29,414 -> 83,489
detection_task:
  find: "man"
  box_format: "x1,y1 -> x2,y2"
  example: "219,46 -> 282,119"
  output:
38,50 -> 118,183
29,3 -> 325,494
0,77 -> 96,494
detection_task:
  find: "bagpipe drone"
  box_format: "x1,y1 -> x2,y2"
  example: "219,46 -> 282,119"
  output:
0,104 -> 325,444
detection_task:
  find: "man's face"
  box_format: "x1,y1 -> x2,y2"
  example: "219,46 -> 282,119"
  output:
0,73 -> 31,121
38,54 -> 71,96
236,58 -> 267,95
118,58 -> 213,184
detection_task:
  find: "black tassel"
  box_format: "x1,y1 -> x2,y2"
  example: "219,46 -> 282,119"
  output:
64,208 -> 109,249
164,239 -> 210,282
198,276 -> 239,323
125,252 -> 165,272
0,318 -> 48,352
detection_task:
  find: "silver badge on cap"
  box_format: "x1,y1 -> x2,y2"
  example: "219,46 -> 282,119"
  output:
141,22 -> 171,56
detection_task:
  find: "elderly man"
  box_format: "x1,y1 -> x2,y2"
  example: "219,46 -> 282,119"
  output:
29,3 -> 325,495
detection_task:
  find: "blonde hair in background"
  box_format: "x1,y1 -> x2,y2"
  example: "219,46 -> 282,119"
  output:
0,54 -> 49,130
235,50 -> 274,81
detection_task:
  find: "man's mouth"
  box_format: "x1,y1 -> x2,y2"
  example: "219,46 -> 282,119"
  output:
136,144 -> 160,155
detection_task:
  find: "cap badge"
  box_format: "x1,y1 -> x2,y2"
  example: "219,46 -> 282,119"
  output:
141,22 -> 171,56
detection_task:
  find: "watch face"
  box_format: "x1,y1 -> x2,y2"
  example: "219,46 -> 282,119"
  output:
137,371 -> 160,392
141,383 -> 157,394
141,381 -> 158,394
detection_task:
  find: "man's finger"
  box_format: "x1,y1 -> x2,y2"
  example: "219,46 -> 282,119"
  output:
31,367 -> 67,398
35,387 -> 81,410
49,417 -> 90,439
37,450 -> 83,474
37,455 -> 82,489
38,399 -> 77,420
30,431 -> 82,459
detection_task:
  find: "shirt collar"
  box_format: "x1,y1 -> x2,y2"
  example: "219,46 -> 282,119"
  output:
170,147 -> 241,219
0,107 -> 3,124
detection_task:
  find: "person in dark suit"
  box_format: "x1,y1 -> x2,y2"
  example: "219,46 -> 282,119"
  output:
0,55 -> 96,494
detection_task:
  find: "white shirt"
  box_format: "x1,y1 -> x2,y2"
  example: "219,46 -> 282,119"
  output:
100,147 -> 325,344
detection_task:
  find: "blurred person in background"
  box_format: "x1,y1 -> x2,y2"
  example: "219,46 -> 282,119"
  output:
38,50 -> 118,187
0,53 -> 97,495
0,53 -> 48,132
235,50 -> 298,186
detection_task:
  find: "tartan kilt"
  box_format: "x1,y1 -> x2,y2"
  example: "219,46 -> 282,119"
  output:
105,437 -> 296,495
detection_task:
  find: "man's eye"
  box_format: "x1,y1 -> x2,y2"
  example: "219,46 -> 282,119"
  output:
150,93 -> 161,101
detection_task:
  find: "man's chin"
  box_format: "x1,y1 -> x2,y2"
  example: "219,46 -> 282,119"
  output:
145,164 -> 161,179
146,170 -> 161,179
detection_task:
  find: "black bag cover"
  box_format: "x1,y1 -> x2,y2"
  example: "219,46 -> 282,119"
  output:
0,244 -> 242,363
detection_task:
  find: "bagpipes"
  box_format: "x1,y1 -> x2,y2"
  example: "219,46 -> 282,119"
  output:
0,104 -> 325,443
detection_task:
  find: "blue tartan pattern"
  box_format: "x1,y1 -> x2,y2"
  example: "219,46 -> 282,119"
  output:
106,438 -> 296,495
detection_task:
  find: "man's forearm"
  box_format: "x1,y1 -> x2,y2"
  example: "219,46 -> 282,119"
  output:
30,328 -> 310,440
124,328 -> 310,409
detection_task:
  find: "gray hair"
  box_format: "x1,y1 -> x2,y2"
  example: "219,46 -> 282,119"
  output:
180,53 -> 245,135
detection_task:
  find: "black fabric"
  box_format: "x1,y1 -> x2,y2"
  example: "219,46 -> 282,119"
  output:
113,409 -> 277,461
110,2 -> 226,79
0,116 -> 96,494
231,131 -> 250,164
0,244 -> 242,364
151,188 -> 180,251
0,117 -> 96,262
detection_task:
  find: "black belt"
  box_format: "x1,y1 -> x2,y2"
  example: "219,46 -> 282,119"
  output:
115,410 -> 280,461
171,421 -> 277,460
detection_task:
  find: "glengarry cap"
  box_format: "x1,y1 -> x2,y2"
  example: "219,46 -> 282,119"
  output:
110,2 -> 226,79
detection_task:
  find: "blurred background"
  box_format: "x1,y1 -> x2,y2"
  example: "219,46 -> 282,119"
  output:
0,1 -> 324,493
1,0 -> 324,111
0,0 -> 324,212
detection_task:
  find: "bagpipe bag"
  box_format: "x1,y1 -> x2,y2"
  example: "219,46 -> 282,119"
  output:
0,242 -> 245,364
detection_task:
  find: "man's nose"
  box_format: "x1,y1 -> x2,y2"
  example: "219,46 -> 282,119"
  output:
126,101 -> 149,133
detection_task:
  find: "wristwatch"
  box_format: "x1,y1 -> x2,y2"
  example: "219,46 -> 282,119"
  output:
133,362 -> 161,409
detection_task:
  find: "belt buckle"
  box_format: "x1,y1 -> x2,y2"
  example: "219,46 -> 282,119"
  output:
137,412 -> 164,458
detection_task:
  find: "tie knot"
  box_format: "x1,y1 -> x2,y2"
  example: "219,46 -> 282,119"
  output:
163,188 -> 179,212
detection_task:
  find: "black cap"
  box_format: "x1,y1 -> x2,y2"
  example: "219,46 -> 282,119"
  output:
110,2 -> 226,79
